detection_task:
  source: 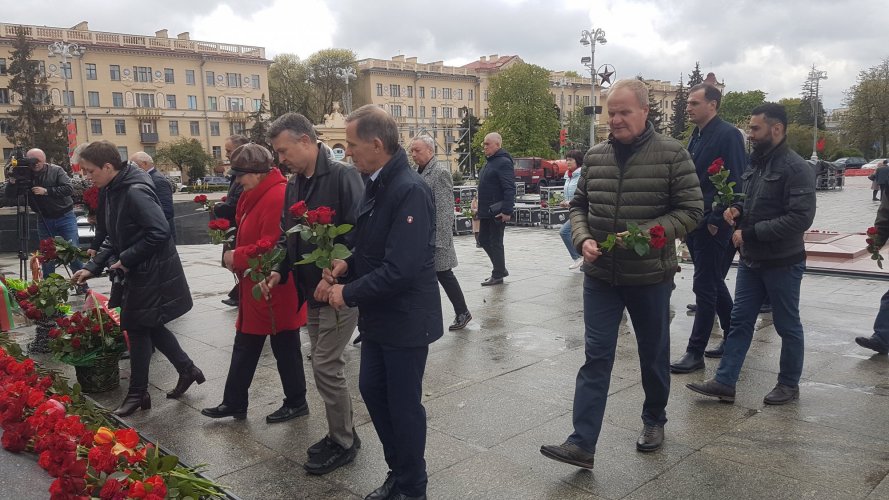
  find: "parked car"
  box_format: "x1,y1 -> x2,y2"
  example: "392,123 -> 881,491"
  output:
197,176 -> 229,186
862,158 -> 887,170
833,157 -> 867,169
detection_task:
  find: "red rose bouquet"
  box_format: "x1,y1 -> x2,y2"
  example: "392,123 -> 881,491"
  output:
243,238 -> 286,332
49,306 -> 126,366
285,202 -> 353,270
82,185 -> 99,216
707,157 -> 744,210
208,218 -> 234,247
13,274 -> 72,321
193,194 -> 212,212
866,226 -> 885,269
599,223 -> 668,256
38,237 -> 88,276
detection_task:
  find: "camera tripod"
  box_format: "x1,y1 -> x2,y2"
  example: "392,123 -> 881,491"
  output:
15,191 -> 34,280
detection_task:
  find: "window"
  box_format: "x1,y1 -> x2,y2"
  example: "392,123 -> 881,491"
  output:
88,91 -> 100,107
456,89 -> 462,100
112,92 -> 124,107
189,121 -> 200,136
187,95 -> 198,110
468,89 -> 474,101
166,94 -> 177,109
208,96 -> 217,111
110,65 -> 120,81
135,93 -> 155,108
117,146 -> 128,161
376,83 -> 383,96
407,86 -> 413,98
567,95 -> 572,105
85,63 -> 97,80
0,59 -> 6,75
407,105 -> 414,117
230,122 -> 245,135
2,147 -> 12,160
484,108 -> 489,117
61,62 -> 72,79
114,119 -> 126,135
205,70 -> 215,86
164,68 -> 174,83
228,97 -> 244,111
0,89 -> 9,104
35,61 -> 46,77
253,98 -> 262,111
583,95 -> 590,105
483,90 -> 488,101
134,66 -> 152,83
420,106 -> 425,118
0,120 -> 8,135
33,89 -> 49,105
169,120 -> 179,136
90,119 -> 102,135
210,121 -> 220,136
226,72 -> 241,88
185,69 -> 195,85
431,107 -> 437,117
443,88 -> 451,100
390,84 -> 400,97
419,87 -> 425,99
430,87 -> 437,99
144,145 -> 156,157
390,105 -> 402,117
442,107 -> 453,118
251,74 -> 260,89
63,91 -> 75,106
212,146 -> 222,159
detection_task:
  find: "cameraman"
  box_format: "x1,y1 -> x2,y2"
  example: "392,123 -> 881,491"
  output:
4,148 -> 85,279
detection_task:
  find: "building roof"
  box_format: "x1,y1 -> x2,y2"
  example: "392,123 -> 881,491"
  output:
461,55 -> 522,71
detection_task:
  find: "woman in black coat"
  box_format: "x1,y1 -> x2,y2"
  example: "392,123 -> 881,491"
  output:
73,140 -> 203,417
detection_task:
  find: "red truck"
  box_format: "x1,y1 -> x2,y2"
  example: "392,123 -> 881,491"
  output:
513,157 -> 569,192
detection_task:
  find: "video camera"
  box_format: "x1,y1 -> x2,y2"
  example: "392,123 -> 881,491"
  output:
5,149 -> 38,191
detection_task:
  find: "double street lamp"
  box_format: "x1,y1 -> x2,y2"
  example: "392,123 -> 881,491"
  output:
805,65 -> 827,160
47,41 -> 85,126
580,28 -> 606,147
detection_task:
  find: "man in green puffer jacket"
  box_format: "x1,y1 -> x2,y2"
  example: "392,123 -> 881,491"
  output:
540,79 -> 702,469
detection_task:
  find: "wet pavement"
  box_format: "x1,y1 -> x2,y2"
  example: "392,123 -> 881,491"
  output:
1,175 -> 888,499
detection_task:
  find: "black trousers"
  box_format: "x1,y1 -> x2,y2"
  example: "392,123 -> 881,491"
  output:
685,226 -> 734,355
128,324 -> 194,392
478,217 -> 507,278
437,270 -> 468,316
359,339 -> 429,497
222,329 -> 307,409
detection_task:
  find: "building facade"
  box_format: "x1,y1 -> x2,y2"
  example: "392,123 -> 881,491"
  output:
0,22 -> 270,181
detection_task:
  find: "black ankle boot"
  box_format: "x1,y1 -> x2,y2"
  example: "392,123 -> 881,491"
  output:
166,365 -> 205,399
114,390 -> 151,417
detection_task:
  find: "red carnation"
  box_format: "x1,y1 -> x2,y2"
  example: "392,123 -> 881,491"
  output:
98,478 -> 126,499
316,206 -> 336,225
289,200 -> 308,218
867,226 -> 878,236
256,238 -> 275,253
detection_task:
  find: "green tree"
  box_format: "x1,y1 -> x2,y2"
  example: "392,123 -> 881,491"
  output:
248,94 -> 271,148
843,58 -> 889,157
564,105 -> 591,152
155,138 -> 214,182
478,62 -> 560,158
785,124 -> 839,159
306,48 -> 357,123
719,90 -> 767,127
563,70 -> 581,78
778,97 -> 803,124
455,106 -> 482,178
638,76 -> 665,133
268,53 -> 312,119
5,29 -> 68,166
688,62 -> 704,87
671,75 -> 689,139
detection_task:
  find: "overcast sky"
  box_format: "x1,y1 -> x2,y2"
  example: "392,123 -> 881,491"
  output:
5,0 -> 888,109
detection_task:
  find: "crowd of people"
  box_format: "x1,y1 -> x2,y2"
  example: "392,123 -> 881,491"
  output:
8,76 -> 884,499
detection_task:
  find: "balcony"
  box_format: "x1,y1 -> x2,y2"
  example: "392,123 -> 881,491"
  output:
131,107 -> 162,120
225,111 -> 249,122
140,132 -> 159,144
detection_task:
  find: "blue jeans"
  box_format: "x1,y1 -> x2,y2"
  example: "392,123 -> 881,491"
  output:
715,261 -> 806,388
569,276 -> 672,453
872,288 -> 889,346
560,221 -> 580,260
36,211 -> 84,278
685,225 -> 734,354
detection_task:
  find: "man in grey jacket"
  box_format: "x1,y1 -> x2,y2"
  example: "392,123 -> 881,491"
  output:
688,103 -> 816,405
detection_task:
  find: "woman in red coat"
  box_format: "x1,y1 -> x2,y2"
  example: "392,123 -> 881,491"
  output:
202,144 -> 308,423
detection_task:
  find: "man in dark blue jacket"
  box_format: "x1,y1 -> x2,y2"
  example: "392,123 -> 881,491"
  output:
671,84 -> 747,373
476,132 -> 515,286
322,105 -> 442,500
688,103 -> 816,405
213,134 -> 249,307
131,152 -> 175,240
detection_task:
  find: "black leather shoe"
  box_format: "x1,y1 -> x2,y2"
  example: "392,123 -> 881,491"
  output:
449,311 -> 472,331
304,439 -> 358,475
686,378 -> 736,403
636,424 -> 664,452
352,334 -> 362,345
266,402 -> 308,423
704,340 -> 725,358
308,430 -> 361,456
686,303 -> 697,313
855,335 -> 889,354
114,390 -> 151,417
201,404 -> 247,420
763,383 -> 799,405
221,297 -> 239,307
481,277 -> 504,286
389,494 -> 426,500
364,471 -> 396,500
539,441 -> 595,469
166,365 -> 205,399
670,352 -> 704,374
759,303 -> 772,314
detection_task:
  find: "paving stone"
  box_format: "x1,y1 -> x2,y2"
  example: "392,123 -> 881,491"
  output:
216,456 -> 360,500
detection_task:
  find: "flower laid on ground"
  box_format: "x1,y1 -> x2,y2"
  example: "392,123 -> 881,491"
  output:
49,306 -> 126,367
707,157 -> 744,210
599,223 -> 668,256
207,218 -> 234,247
865,226 -> 885,269
12,274 -> 72,321
285,204 -> 353,270
193,194 -> 213,212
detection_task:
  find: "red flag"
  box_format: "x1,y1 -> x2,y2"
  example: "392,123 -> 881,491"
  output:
816,137 -> 826,152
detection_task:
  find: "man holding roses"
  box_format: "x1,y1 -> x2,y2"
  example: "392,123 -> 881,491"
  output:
855,192 -> 889,353
671,83 -> 747,373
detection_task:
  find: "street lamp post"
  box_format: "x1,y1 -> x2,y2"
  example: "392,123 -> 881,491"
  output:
554,77 -> 567,156
580,28 -> 606,147
47,41 -> 84,126
337,67 -> 357,114
806,64 -> 827,161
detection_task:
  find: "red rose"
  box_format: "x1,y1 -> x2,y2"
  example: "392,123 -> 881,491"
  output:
712,158 -> 724,168
648,225 -> 665,238
89,445 -> 119,475
16,291 -> 29,301
99,478 -> 126,499
193,194 -> 208,204
145,475 -> 167,497
707,163 -> 722,176
867,226 -> 878,236
208,218 -> 231,231
455,198 -> 461,204
289,200 -> 308,218
27,284 -> 39,295
306,209 -> 319,225
48,328 -> 62,339
866,238 -> 874,245
316,206 -> 336,224
128,480 -> 147,499
114,428 -> 140,449
83,186 -> 100,211
71,338 -> 81,349
221,195 -> 228,202
256,238 -> 275,253
650,236 -> 667,250
243,244 -> 260,258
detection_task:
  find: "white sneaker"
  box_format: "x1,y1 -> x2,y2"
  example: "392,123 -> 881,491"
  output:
568,257 -> 584,270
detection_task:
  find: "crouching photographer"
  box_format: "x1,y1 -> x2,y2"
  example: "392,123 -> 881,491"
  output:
3,148 -> 85,280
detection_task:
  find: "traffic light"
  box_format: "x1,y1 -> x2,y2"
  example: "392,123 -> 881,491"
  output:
559,129 -> 567,147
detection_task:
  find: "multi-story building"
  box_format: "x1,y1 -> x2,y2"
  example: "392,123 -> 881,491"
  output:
0,21 -> 270,181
